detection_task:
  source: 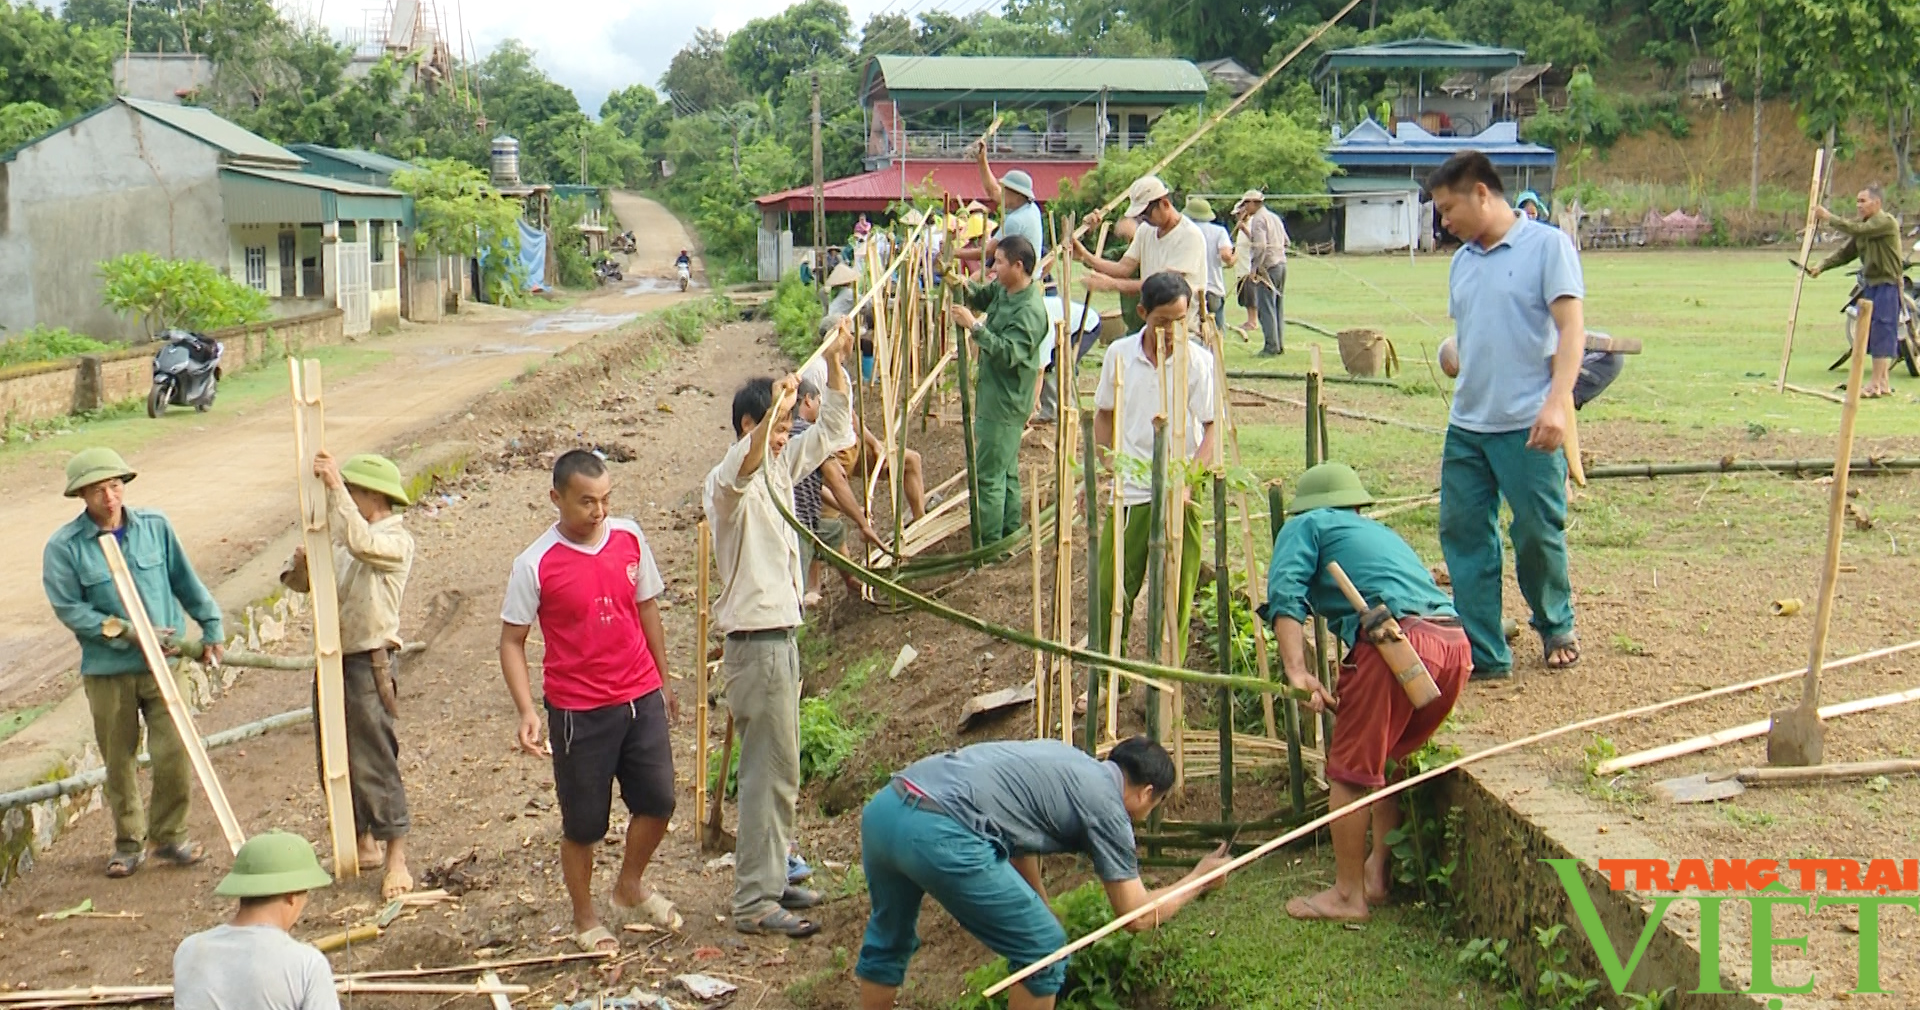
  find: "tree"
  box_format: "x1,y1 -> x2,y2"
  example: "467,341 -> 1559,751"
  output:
0,100 -> 61,150
600,83 -> 667,143
0,1 -> 115,114
722,0 -> 853,97
97,252 -> 271,337
1060,107 -> 1334,214
1447,0 -> 1605,68
660,27 -> 746,114
1719,0 -> 1919,150
390,158 -> 526,301
1132,0 -> 1282,68
859,12 -> 918,55
61,0 -> 193,53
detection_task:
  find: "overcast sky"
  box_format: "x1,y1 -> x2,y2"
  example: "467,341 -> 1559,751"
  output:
314,0 -> 930,118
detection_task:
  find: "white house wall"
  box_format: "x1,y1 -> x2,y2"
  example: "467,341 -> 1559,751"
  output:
0,104 -> 229,342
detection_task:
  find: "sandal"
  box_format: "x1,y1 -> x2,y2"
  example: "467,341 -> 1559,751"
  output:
152,841 -> 204,867
612,890 -> 683,932
736,907 -> 820,937
105,851 -> 144,878
572,925 -> 619,953
779,886 -> 822,910
1543,634 -> 1580,671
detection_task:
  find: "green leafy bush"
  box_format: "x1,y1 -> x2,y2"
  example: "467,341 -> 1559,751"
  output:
770,272 -> 823,363
956,882 -> 1143,1010
709,649 -> 877,797
97,253 -> 270,337
550,196 -> 597,288
657,295 -> 733,346
0,327 -> 111,370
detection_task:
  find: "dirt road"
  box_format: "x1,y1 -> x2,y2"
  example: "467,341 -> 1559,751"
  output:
0,192 -> 695,705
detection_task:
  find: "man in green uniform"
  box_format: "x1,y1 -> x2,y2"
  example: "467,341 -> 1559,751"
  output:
1808,184 -> 1906,398
42,447 -> 224,878
1263,463 -> 1470,922
948,234 -> 1050,544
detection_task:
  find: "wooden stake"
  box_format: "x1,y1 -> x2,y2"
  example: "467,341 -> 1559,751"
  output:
94,536 -> 244,855
288,358 -> 357,879
693,520 -> 710,848
481,972 -> 513,1010
1031,465 -> 1047,739
1587,639 -> 1920,774
1204,319 -> 1281,740
1106,367 -> 1127,742
1775,149 -> 1827,392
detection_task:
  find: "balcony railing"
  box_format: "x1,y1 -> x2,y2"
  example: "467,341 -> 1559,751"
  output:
881,129 -> 1109,161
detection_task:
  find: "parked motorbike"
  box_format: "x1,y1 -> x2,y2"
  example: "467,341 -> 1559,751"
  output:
148,329 -> 223,417
594,258 -> 624,284
610,231 -> 637,254
1827,253 -> 1920,378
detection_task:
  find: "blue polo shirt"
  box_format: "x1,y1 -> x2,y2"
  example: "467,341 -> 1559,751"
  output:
1447,217 -> 1584,433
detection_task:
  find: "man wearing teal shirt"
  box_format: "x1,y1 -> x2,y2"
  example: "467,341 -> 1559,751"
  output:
1428,151 -> 1584,678
949,234 -> 1050,544
1264,463 -> 1469,923
43,447 -> 224,878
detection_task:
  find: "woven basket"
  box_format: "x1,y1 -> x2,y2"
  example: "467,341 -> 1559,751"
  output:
1337,328 -> 1398,378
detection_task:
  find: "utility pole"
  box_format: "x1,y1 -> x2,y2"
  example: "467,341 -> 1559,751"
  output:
811,70 -> 825,303
1749,11 -> 1762,211
579,132 -> 588,186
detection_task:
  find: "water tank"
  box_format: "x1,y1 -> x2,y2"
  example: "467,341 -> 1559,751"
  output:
490,135 -> 521,187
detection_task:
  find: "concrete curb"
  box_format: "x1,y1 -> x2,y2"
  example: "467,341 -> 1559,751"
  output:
0,443 -> 476,887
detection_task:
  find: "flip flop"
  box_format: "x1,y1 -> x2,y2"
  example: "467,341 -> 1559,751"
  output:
1544,634 -> 1580,671
105,851 -> 144,878
572,925 -> 618,953
151,841 -> 204,867
779,886 -> 822,910
612,890 -> 683,932
1286,893 -> 1369,922
736,907 -> 820,937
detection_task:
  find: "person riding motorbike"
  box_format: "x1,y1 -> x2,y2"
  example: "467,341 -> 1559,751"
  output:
675,250 -> 692,291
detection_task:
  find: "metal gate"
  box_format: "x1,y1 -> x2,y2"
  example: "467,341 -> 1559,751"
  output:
338,240 -> 371,335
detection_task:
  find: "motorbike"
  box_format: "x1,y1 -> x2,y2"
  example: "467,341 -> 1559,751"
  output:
594,257 -> 624,284
676,261 -> 691,292
610,231 -> 637,254
148,328 -> 223,417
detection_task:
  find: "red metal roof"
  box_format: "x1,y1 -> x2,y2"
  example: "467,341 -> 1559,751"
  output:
755,160 -> 1097,213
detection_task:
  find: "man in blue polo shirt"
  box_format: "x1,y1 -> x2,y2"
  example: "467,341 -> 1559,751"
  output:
854,738 -> 1231,1009
1427,151 -> 1585,678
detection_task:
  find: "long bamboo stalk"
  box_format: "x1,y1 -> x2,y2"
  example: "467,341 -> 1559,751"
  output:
1270,482 -> 1308,815
1229,385 -> 1446,436
1586,457 -> 1920,479
956,318 -> 982,549
694,519 -> 710,848
1106,368 -> 1128,742
1083,410 -> 1102,753
1776,149 -> 1827,392
1227,369 -> 1398,387
1145,417 -> 1170,747
343,950 -> 612,980
1214,472 -> 1233,817
982,635 -> 1920,999
1030,466 -> 1047,739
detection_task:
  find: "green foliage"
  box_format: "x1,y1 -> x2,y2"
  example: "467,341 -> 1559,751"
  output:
771,273 -> 826,363
97,253 -> 270,337
1720,0 -> 1920,147
1448,0 -> 1605,68
954,882 -> 1142,1010
656,295 -> 734,347
723,0 -> 851,97
0,100 -> 61,151
0,327 -> 111,370
550,197 -> 596,288
1460,926 -> 1672,1010
389,159 -> 525,299
0,1 -> 114,114
711,650 -> 879,797
1060,107 -> 1333,217
661,27 -> 747,113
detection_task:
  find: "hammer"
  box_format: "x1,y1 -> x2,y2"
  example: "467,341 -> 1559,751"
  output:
1326,562 -> 1442,709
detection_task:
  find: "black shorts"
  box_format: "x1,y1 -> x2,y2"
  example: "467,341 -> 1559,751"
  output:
548,690 -> 676,843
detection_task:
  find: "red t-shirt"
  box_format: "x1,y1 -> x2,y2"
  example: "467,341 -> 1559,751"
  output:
501,518 -> 665,711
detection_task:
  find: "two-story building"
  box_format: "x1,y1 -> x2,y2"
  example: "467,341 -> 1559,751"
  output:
752,54 -> 1208,280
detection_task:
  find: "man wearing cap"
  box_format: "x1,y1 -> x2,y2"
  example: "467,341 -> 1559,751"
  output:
43,447 -> 224,879
1233,190 -> 1288,355
1075,177 -> 1207,329
174,831 -> 340,1010
966,141 -> 1044,271
1183,197 -> 1236,333
947,234 -> 1050,546
1262,463 -> 1468,923
279,450 -> 416,899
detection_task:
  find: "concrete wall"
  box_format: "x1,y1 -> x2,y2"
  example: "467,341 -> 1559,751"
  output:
112,53 -> 215,104
0,309 -> 343,426
0,104 -> 229,342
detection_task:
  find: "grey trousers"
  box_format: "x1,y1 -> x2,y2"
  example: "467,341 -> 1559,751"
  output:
313,650 -> 410,840
723,631 -> 801,921
1255,262 -> 1287,353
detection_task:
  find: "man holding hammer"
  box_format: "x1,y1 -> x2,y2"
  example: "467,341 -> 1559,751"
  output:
1263,463 -> 1469,922
1427,150 -> 1584,678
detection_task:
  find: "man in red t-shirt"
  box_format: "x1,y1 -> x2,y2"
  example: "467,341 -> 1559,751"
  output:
499,450 -> 682,953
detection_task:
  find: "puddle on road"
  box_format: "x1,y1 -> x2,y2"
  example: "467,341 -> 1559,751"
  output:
622,277 -> 698,296
519,309 -> 639,335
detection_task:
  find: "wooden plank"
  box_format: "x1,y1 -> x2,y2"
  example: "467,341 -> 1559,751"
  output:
289,358 -> 358,879
1775,149 -> 1826,392
95,536 -> 245,855
481,972 -> 513,1010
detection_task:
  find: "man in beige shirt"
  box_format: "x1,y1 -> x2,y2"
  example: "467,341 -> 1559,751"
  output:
281,451 -> 415,899
1234,189 -> 1289,355
1074,174 -> 1208,327
704,324 -> 856,937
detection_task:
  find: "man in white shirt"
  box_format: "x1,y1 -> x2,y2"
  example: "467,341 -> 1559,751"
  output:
1234,189 -> 1289,355
1183,196 -> 1236,334
1091,272 -> 1218,665
703,325 -> 857,937
1073,175 -> 1208,326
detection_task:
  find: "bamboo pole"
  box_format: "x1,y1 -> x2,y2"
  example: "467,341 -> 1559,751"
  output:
1584,457 -> 1920,479
1083,409 -> 1103,753
95,536 -> 244,855
343,950 -> 613,980
1213,471 -> 1233,818
1623,685 -> 1920,776
288,358 -> 355,877
1031,465 -> 1048,739
1055,211 -> 1078,747
1269,482 -> 1309,816
1106,367 -> 1128,742
1776,149 -> 1827,392
1226,369 -> 1399,387
1145,417 -> 1170,748
957,319 -> 983,549
1162,325 -> 1188,787
983,634 -> 1920,999
693,519 -> 710,848
1229,385 -> 1446,436
482,972 -> 513,1010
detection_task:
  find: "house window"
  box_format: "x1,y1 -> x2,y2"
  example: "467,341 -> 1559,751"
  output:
371,221 -> 386,262
340,221 -> 358,243
1127,114 -> 1148,149
244,246 -> 268,291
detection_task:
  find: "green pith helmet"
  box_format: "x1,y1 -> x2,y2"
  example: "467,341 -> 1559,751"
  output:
64,447 -> 136,497
214,831 -> 333,898
341,454 -> 410,506
1287,462 -> 1375,514
1183,196 -> 1215,221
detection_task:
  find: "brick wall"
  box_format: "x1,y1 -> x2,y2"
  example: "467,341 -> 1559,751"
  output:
0,309 -> 345,428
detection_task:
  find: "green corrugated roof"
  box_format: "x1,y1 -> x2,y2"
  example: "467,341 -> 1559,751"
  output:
123,97 -> 305,166
1312,38 -> 1524,81
866,55 -> 1207,104
1327,176 -> 1424,193
287,143 -> 416,175
222,165 -> 403,196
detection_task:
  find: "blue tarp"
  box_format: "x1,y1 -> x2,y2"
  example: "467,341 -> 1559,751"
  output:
517,220 -> 547,291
